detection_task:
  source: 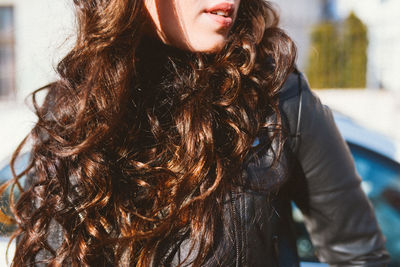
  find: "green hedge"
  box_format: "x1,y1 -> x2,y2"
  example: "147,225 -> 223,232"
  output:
306,12 -> 368,89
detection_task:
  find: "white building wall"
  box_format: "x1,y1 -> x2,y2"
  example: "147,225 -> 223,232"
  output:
11,0 -> 74,98
337,0 -> 400,91
0,0 -> 74,160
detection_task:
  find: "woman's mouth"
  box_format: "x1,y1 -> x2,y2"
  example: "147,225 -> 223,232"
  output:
209,10 -> 231,17
204,3 -> 235,28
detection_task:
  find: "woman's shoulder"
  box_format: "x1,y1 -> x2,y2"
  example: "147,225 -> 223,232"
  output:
277,70 -> 305,149
278,69 -> 330,127
279,69 -> 308,103
277,70 -> 330,153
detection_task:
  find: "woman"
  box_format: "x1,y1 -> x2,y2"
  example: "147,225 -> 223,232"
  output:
5,0 -> 389,266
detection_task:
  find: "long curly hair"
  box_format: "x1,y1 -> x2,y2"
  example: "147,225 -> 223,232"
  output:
4,0 -> 296,266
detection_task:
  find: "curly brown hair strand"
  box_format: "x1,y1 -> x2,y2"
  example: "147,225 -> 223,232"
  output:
5,1 -> 296,266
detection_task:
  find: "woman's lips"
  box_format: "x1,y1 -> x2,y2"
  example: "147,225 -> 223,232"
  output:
204,3 -> 235,28
205,12 -> 233,27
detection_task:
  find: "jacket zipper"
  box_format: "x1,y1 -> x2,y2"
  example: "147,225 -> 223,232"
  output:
230,189 -> 242,267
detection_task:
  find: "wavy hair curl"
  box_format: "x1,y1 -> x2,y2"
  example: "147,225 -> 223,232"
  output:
4,0 -> 296,266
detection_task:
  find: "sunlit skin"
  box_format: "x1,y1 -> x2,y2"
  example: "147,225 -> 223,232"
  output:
144,0 -> 241,53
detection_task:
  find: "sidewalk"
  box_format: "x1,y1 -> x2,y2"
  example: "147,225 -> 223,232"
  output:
315,88 -> 400,161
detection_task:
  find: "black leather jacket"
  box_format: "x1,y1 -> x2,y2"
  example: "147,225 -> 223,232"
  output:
274,71 -> 389,267
159,71 -> 390,267
29,71 -> 390,266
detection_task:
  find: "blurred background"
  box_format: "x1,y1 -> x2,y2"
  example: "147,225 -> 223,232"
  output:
0,0 -> 399,266
274,0 -> 400,159
275,1 -> 400,266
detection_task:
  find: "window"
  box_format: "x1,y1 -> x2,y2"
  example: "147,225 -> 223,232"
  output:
0,6 -> 15,99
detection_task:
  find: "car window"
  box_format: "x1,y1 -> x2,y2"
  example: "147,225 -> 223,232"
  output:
0,153 -> 29,236
350,144 -> 400,265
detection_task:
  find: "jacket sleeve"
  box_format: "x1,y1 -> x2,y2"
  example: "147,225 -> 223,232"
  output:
279,72 -> 390,266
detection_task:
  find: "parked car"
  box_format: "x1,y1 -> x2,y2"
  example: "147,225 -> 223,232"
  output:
0,111 -> 399,266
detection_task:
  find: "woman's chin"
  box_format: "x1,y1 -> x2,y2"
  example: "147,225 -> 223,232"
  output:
184,37 -> 228,54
